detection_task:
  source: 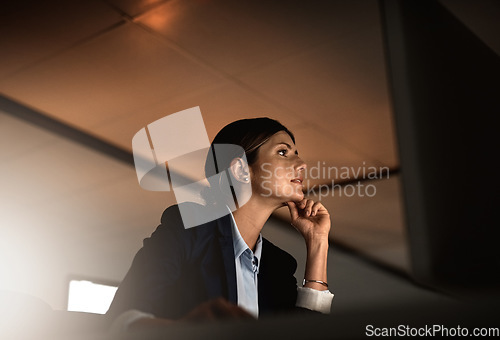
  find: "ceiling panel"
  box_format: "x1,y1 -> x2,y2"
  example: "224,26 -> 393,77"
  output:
0,0 -> 123,78
106,0 -> 168,17
238,27 -> 398,168
136,0 -> 379,76
0,23 -> 225,133
92,81 -> 304,152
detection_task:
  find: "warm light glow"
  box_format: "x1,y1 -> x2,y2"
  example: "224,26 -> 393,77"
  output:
136,1 -> 179,31
67,280 -> 118,314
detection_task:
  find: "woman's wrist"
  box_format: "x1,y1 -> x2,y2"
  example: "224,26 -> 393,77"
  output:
304,233 -> 329,250
306,239 -> 329,265
303,239 -> 329,291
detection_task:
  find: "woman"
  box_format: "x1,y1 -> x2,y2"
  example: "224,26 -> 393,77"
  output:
107,118 -> 333,330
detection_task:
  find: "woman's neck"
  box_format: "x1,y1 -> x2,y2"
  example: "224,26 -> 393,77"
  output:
232,197 -> 279,251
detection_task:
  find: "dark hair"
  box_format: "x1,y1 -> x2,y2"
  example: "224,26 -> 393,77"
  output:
204,117 -> 295,179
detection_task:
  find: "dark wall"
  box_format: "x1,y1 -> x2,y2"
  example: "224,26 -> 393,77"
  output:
380,0 -> 500,292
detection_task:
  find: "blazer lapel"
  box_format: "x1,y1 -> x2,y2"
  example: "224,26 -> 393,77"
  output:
216,214 -> 238,304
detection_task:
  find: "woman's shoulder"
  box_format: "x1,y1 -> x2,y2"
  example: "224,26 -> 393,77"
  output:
153,202 -> 226,241
144,202 -> 221,253
159,202 -> 204,224
159,202 -> 223,225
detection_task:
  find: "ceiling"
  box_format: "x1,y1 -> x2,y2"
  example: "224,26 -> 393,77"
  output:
2,0 -> 498,184
0,0 -> 399,181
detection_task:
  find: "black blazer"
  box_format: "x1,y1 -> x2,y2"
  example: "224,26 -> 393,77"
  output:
107,203 -> 299,320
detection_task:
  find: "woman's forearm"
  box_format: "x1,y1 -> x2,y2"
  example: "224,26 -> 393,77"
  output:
303,236 -> 329,290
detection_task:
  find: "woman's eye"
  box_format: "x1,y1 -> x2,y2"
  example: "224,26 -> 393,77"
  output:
278,149 -> 288,156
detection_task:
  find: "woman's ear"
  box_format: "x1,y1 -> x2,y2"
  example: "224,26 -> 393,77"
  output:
229,157 -> 250,184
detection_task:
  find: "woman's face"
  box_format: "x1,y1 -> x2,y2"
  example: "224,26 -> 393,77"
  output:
249,131 -> 306,204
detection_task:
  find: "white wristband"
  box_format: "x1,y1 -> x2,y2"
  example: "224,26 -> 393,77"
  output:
296,287 -> 334,314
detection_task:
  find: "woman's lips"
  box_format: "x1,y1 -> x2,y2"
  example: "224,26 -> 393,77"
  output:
290,178 -> 303,185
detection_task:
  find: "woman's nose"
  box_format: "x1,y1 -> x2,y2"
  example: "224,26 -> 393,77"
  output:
296,158 -> 307,172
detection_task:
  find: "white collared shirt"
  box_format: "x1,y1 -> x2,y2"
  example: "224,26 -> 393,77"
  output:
228,211 -> 262,318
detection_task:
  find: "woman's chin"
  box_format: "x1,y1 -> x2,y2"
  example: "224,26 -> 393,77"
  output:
256,188 -> 304,205
288,192 -> 304,202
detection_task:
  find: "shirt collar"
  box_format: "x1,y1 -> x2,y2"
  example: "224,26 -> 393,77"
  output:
227,207 -> 262,263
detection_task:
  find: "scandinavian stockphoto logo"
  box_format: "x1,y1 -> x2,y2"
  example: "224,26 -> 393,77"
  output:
131,107 -> 251,229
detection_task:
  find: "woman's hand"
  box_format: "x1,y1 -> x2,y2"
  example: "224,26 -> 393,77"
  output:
286,199 -> 331,243
286,199 -> 331,291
